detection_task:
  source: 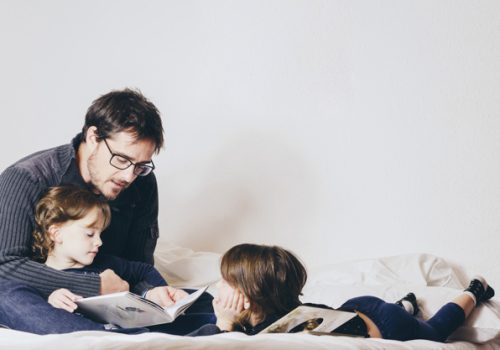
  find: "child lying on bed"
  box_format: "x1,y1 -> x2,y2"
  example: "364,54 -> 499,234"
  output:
2,185 -> 214,334
191,243 -> 495,342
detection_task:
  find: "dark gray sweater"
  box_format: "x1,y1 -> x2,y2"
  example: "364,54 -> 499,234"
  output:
0,134 -> 159,297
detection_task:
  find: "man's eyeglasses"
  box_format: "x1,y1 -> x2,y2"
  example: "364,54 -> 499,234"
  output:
101,138 -> 155,177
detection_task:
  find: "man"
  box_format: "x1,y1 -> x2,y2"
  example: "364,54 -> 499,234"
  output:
0,88 -> 163,298
0,89 -> 213,334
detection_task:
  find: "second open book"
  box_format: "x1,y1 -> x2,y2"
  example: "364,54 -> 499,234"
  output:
260,305 -> 366,337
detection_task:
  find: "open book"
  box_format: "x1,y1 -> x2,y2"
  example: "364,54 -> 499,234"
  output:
75,286 -> 208,328
260,305 -> 366,337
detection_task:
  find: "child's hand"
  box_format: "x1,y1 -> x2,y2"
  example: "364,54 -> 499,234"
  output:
214,289 -> 245,331
48,288 -> 82,313
145,286 -> 189,307
166,286 -> 189,302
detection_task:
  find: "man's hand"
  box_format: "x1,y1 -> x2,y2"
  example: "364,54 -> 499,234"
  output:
145,286 -> 189,307
48,288 -> 82,313
99,269 -> 129,295
214,289 -> 245,331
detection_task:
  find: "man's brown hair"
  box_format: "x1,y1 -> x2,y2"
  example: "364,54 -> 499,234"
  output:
82,88 -> 164,153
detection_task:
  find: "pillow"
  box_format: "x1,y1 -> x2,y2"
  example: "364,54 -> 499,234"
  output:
306,253 -> 465,289
153,241 -> 221,289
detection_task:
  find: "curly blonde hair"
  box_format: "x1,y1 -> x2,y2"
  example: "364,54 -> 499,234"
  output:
32,185 -> 111,262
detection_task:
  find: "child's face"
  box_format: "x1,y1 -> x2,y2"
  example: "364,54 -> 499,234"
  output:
51,207 -> 104,268
216,278 -> 239,301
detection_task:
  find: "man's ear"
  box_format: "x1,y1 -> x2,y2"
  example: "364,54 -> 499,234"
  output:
48,225 -> 63,244
85,126 -> 100,150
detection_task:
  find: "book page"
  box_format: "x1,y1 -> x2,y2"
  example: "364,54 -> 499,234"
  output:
260,305 -> 357,334
76,292 -> 173,328
164,285 -> 208,319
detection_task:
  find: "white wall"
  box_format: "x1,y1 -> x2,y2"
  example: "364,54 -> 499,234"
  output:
1,1 -> 499,285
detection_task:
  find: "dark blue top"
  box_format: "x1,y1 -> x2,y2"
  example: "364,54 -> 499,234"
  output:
187,313 -> 285,336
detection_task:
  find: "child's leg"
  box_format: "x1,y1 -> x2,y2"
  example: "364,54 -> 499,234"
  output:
451,294 -> 474,317
340,296 -> 422,341
416,276 -> 495,342
356,298 -> 462,342
0,281 -> 106,334
341,278 -> 495,342
415,303 -> 465,342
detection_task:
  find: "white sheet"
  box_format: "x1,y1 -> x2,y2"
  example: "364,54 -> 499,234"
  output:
1,247 -> 499,350
1,328 -> 499,350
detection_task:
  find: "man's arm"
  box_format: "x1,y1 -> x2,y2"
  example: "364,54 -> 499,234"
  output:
0,167 -> 100,297
92,254 -> 166,296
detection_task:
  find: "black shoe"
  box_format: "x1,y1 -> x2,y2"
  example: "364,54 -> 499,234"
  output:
395,292 -> 419,316
482,285 -> 495,302
465,276 -> 495,305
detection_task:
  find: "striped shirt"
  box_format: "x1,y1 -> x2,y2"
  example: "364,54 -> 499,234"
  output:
0,134 -> 159,297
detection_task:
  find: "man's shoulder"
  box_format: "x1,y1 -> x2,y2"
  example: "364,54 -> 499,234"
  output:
3,143 -> 74,184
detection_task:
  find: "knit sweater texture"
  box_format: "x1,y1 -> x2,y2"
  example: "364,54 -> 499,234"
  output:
0,134 -> 159,297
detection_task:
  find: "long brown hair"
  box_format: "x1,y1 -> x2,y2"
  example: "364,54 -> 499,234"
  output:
220,243 -> 307,328
32,185 -> 111,261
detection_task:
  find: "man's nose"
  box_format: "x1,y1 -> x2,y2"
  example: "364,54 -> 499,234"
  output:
121,166 -> 137,183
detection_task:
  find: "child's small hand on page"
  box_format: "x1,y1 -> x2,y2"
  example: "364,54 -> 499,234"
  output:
166,286 -> 189,302
145,286 -> 189,306
48,288 -> 82,313
214,289 -> 245,331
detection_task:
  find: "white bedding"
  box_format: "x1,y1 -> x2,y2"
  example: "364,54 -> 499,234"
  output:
2,329 -> 499,350
1,244 -> 499,350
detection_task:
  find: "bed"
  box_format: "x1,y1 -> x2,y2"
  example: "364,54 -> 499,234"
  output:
1,242 -> 499,350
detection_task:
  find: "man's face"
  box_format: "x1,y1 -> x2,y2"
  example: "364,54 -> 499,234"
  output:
87,131 -> 156,200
